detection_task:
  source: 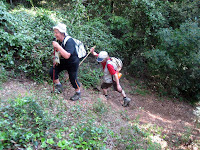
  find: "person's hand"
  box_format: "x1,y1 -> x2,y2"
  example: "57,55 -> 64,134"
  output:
90,45 -> 96,54
52,41 -> 60,50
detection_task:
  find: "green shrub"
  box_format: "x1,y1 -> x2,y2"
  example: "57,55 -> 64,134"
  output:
159,0 -> 200,29
72,119 -> 107,149
92,98 -> 108,115
112,0 -> 167,71
0,2 -> 16,68
0,65 -> 8,85
71,18 -> 122,57
40,119 -> 109,149
79,63 -> 103,88
83,0 -> 113,19
144,21 -> 200,101
11,8 -> 54,81
0,96 -> 49,149
0,2 -> 121,82
0,3 -> 55,82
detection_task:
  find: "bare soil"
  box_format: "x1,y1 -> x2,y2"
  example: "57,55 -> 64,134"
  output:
0,78 -> 199,150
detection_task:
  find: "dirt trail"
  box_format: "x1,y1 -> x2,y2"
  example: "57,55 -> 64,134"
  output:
105,79 -> 200,149
0,79 -> 199,149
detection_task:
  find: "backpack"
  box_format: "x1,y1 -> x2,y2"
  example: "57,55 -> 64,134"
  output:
63,36 -> 86,58
110,57 -> 123,72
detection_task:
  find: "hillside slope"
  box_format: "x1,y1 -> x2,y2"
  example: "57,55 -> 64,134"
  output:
0,77 -> 199,149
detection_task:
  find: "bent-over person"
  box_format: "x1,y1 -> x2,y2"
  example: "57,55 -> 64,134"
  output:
90,47 -> 131,107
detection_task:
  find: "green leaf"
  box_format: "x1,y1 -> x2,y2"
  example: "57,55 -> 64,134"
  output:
47,138 -> 55,145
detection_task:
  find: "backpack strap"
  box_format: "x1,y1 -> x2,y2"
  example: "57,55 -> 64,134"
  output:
106,60 -> 117,71
110,57 -> 123,72
63,36 -> 71,46
63,36 -> 78,56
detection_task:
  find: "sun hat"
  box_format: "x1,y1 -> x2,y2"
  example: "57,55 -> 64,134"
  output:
97,51 -> 108,62
53,23 -> 67,34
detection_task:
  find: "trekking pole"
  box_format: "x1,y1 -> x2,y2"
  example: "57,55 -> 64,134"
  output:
52,47 -> 56,92
79,45 -> 96,66
65,45 -> 96,82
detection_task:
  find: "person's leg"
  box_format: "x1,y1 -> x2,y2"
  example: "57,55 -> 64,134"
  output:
49,65 -> 62,83
49,65 -> 63,93
121,90 -> 126,98
102,88 -> 108,98
54,79 -> 60,84
113,81 -> 131,107
102,88 -> 108,95
101,83 -> 112,98
69,72 -> 81,100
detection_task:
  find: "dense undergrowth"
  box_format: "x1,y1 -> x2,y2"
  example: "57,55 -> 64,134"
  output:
0,91 -> 161,149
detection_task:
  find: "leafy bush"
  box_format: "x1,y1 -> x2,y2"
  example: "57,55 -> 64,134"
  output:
0,96 -> 49,149
144,21 -> 200,101
159,0 -> 200,29
70,18 -> 122,57
38,119 -> 108,149
71,119 -> 107,149
0,2 -> 16,68
79,63 -> 103,88
92,98 -> 108,115
0,3 -> 55,81
0,65 -> 8,85
110,0 -> 167,71
0,1 -> 121,83
83,0 -> 113,19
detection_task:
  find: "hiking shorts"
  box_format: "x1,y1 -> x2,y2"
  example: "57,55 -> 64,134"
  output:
101,81 -> 122,93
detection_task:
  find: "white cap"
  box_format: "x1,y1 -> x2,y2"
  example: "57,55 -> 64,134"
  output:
97,51 -> 108,62
53,23 -> 67,34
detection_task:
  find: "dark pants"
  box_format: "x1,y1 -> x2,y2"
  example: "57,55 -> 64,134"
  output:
49,59 -> 80,89
101,81 -> 122,93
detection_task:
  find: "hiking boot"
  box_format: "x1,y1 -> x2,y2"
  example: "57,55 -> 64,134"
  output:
122,97 -> 131,107
54,84 -> 63,94
70,92 -> 81,101
104,95 -> 108,99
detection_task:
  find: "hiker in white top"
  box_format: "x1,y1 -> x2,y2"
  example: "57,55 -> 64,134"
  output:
90,47 -> 131,107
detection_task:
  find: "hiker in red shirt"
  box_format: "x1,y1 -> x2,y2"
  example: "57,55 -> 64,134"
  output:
90,47 -> 131,107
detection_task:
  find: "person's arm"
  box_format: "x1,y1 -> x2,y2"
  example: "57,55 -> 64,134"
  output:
114,73 -> 122,92
90,46 -> 98,57
107,64 -> 122,92
52,41 -> 71,59
113,73 -> 120,84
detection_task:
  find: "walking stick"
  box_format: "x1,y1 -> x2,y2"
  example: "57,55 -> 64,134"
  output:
79,45 -> 96,66
65,45 -> 96,82
79,49 -> 91,66
53,47 -> 56,92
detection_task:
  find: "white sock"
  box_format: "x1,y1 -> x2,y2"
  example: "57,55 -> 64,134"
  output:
76,89 -> 81,94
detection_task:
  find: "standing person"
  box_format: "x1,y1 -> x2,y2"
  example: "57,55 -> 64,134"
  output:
90,47 -> 131,107
49,23 -> 81,101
